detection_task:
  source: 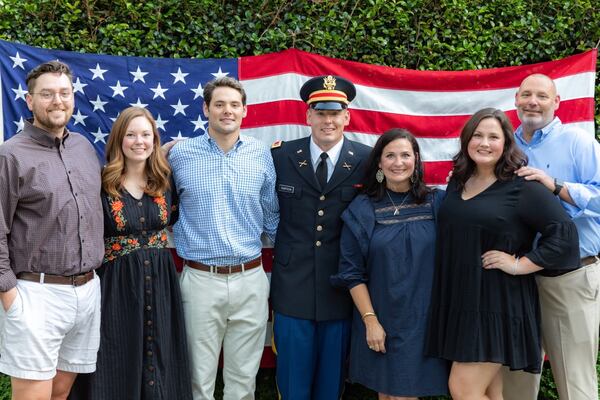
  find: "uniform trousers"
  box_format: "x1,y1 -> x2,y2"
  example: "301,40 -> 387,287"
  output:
273,312 -> 350,400
503,259 -> 600,400
180,264 -> 269,400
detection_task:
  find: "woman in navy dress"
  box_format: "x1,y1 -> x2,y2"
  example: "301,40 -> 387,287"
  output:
332,129 -> 449,399
70,107 -> 192,399
425,108 -> 579,399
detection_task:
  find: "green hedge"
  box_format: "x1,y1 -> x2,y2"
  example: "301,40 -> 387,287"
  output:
0,0 -> 598,138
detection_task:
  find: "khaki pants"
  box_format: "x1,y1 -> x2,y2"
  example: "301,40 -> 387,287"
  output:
503,260 -> 600,400
180,265 -> 270,400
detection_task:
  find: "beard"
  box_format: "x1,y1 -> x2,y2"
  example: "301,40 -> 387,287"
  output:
33,108 -> 73,133
517,110 -> 551,131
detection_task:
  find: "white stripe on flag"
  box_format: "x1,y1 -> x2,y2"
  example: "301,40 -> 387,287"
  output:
243,72 -> 596,115
241,121 -> 594,162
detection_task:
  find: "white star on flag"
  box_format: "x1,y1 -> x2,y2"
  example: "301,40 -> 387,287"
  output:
191,115 -> 207,132
155,114 -> 168,131
72,109 -> 88,126
91,127 -> 109,144
72,77 -> 88,94
171,67 -> 189,84
11,84 -> 27,101
171,99 -> 189,116
89,63 -> 108,80
109,113 -> 120,123
190,83 -> 204,99
150,83 -> 168,99
130,98 -> 148,108
13,117 -> 24,132
130,66 -> 148,83
211,67 -> 229,79
90,95 -> 108,112
170,131 -> 187,141
109,81 -> 128,97
10,52 -> 27,69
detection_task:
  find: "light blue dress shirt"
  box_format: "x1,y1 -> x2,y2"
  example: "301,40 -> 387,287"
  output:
515,117 -> 600,257
169,133 -> 279,265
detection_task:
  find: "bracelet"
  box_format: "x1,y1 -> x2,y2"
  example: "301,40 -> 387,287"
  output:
512,257 -> 520,276
361,311 -> 376,321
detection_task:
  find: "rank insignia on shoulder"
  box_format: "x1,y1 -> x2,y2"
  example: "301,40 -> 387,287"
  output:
271,140 -> 283,149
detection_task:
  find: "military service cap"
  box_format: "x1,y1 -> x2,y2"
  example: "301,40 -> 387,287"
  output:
299,75 -> 356,110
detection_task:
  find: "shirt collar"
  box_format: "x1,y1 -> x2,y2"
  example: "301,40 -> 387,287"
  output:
515,117 -> 562,147
309,136 -> 345,168
23,119 -> 70,148
203,131 -> 244,153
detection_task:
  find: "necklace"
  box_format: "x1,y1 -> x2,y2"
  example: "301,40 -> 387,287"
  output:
386,190 -> 409,216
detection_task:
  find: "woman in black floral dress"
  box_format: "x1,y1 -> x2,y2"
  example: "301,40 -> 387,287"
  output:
70,107 -> 192,399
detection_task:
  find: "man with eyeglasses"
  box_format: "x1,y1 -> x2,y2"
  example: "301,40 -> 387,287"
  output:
0,61 -> 103,400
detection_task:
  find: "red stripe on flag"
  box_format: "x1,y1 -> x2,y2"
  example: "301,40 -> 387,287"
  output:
240,49 -> 597,91
424,161 -> 455,185
243,98 -> 594,138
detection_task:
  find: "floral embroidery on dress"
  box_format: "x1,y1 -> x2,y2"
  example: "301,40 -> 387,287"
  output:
154,195 -> 168,225
104,229 -> 168,263
108,196 -> 127,231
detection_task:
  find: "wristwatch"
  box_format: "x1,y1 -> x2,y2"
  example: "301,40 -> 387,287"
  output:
553,178 -> 564,196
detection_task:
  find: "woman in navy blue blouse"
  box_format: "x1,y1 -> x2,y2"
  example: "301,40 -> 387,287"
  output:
332,128 -> 449,399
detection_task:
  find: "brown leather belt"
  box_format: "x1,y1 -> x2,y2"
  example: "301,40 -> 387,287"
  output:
581,255 -> 599,267
17,271 -> 95,286
184,256 -> 262,275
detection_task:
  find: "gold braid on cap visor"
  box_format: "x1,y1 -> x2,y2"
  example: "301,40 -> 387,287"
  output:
307,89 -> 349,105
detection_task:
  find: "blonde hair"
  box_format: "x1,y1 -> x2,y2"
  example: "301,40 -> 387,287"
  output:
102,107 -> 171,198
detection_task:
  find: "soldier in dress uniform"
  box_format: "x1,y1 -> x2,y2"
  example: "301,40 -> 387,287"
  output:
270,75 -> 371,400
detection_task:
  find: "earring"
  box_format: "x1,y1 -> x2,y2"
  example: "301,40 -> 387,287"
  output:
376,169 -> 384,183
410,169 -> 418,184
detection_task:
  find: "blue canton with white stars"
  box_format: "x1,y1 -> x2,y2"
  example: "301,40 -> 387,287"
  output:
0,39 -> 236,156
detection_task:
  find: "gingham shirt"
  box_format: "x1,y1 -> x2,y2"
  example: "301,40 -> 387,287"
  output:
169,133 -> 279,265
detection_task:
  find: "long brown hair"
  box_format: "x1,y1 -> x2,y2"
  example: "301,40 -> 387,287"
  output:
362,128 -> 431,203
102,107 -> 171,197
452,108 -> 527,190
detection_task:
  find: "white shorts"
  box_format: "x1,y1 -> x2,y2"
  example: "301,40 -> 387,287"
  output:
0,274 -> 101,380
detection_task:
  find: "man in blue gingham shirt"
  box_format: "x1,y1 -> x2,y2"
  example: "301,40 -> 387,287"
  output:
169,77 -> 278,400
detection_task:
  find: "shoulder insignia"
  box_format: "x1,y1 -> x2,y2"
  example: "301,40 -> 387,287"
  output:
271,140 -> 283,149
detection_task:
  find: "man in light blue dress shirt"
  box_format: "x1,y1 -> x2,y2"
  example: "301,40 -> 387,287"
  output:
503,74 -> 600,400
169,77 -> 279,400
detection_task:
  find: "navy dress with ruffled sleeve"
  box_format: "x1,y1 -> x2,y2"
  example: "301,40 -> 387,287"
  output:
332,190 -> 449,397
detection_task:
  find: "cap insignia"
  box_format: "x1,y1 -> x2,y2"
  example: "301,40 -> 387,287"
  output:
323,75 -> 336,90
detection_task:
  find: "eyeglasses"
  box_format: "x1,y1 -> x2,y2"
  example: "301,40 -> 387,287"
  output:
30,91 -> 73,101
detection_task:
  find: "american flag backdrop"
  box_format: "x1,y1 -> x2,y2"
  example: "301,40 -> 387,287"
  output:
0,39 -> 597,366
0,40 -> 597,186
